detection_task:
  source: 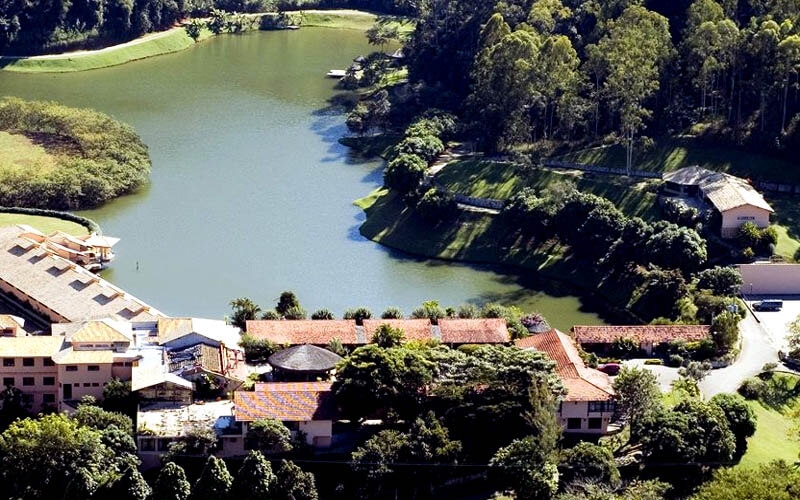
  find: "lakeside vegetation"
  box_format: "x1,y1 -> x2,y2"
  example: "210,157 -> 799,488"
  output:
0,98 -> 151,210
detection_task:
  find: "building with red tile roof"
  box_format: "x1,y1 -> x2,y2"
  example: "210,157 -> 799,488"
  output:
362,319 -> 433,342
516,330 -> 616,434
438,318 -> 509,344
245,320 -> 359,345
233,381 -> 335,448
573,325 -> 711,355
245,319 -> 511,347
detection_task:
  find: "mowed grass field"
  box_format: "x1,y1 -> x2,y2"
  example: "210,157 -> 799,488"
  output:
434,158 -> 662,220
0,213 -> 88,234
0,27 -> 199,73
557,137 -> 800,183
0,131 -> 58,172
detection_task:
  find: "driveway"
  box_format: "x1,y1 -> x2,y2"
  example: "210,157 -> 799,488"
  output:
700,311 -> 780,397
624,359 -> 680,393
745,296 -> 800,352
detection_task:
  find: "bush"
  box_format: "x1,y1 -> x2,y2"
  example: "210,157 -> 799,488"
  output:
239,334 -> 280,365
311,309 -> 335,320
738,377 -> 767,400
415,187 -> 457,223
384,153 -> 428,193
610,337 -> 638,359
695,266 -> 743,297
380,307 -> 404,319
667,354 -> 685,367
0,98 -> 151,210
395,134 -> 444,163
343,307 -> 372,325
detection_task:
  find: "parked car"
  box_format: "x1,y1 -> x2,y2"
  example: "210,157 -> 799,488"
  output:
753,300 -> 783,311
598,363 -> 621,376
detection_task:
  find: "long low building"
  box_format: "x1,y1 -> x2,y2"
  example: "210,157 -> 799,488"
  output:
516,330 -> 616,434
0,226 -> 163,324
245,318 -> 510,346
573,325 -> 711,355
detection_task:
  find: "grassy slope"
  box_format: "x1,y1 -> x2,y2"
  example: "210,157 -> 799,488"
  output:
558,138 -> 800,183
736,401 -> 800,468
355,188 -> 640,312
0,213 -> 88,234
0,9 -> 407,73
0,28 -> 198,73
768,195 -> 800,261
435,159 -> 662,220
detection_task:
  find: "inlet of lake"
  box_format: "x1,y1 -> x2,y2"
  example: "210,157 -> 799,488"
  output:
0,28 -> 607,331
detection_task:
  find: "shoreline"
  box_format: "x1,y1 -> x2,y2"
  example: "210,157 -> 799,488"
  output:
0,9 -> 407,73
353,188 -> 641,326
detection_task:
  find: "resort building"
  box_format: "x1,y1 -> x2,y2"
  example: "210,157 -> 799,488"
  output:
234,381 -> 337,448
17,225 -> 119,271
573,325 -> 711,356
516,330 -> 616,434
663,166 -> 774,238
245,318 -> 510,347
0,226 -> 163,325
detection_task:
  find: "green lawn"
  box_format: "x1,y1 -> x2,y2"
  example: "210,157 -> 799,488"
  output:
0,131 -> 57,172
0,213 -> 88,235
768,195 -> 800,261
737,401 -> 800,469
297,10 -> 415,33
434,159 -> 661,220
0,27 -> 200,73
558,138 -> 800,183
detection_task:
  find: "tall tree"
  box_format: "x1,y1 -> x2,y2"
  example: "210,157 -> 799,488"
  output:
230,451 -> 277,500
594,6 -> 673,174
274,460 -> 318,500
230,297 -> 261,330
190,456 -> 232,500
612,366 -> 662,438
153,462 -> 191,500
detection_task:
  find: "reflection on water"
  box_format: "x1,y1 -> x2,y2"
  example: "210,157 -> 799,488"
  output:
0,29 -> 606,331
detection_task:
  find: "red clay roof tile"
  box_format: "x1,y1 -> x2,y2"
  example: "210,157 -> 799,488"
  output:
234,382 -> 335,422
572,325 -> 710,345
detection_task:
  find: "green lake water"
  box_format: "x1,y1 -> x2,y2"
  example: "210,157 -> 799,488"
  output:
0,29 -> 606,331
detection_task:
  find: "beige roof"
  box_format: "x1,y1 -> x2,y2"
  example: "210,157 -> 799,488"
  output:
0,314 -> 25,330
157,317 -> 241,347
0,227 -> 163,323
132,368 -> 194,392
79,234 -> 120,248
0,336 -> 64,357
54,319 -> 133,343
663,166 -> 773,213
52,348 -> 114,365
701,173 -> 774,213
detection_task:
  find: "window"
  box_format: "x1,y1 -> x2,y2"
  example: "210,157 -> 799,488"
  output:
2,377 -> 13,387
21,394 -> 33,405
588,418 -> 602,430
43,377 -> 55,386
87,365 -> 100,372
43,394 -> 55,404
567,418 -> 582,430
65,366 -> 78,372
589,401 -> 615,413
157,438 -> 174,452
43,358 -> 55,367
140,438 -> 155,452
22,358 -> 34,367
22,377 -> 34,386
3,358 -> 14,367
91,383 -> 99,387
83,383 -> 91,387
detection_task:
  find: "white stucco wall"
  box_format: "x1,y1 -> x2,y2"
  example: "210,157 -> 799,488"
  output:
720,206 -> 771,238
739,263 -> 800,295
557,401 -> 613,434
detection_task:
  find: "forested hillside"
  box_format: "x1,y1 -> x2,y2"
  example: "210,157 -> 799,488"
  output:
0,0 -> 413,54
404,0 -> 800,163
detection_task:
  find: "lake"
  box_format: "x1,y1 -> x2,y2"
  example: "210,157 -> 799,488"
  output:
0,28 -> 606,331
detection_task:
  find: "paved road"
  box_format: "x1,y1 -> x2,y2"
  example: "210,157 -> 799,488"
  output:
700,311 -> 780,397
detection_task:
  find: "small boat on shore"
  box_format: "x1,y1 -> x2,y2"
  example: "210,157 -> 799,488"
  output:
326,69 -> 346,78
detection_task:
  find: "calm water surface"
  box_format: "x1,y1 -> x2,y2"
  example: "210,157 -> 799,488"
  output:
0,29 -> 605,330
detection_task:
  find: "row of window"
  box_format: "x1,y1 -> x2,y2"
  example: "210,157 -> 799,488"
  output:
2,357 -> 55,367
18,393 -> 56,405
65,365 -> 101,372
566,417 -> 603,430
3,376 -> 55,387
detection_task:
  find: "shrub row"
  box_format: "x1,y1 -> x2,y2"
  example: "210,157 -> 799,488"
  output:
0,206 -> 101,234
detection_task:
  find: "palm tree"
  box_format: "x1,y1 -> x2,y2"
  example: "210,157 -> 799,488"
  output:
229,297 -> 261,330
